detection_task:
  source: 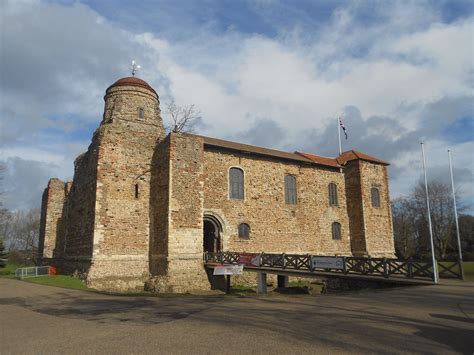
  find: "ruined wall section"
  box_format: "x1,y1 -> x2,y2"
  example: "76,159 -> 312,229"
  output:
60,143 -> 100,263
359,161 -> 395,257
38,178 -> 66,259
343,160 -> 367,256
86,84 -> 164,291
203,149 -> 351,256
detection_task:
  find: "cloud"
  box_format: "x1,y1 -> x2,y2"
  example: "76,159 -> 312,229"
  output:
0,0 -> 472,212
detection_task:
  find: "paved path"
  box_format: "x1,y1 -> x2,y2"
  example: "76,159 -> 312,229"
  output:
1,278 -> 473,354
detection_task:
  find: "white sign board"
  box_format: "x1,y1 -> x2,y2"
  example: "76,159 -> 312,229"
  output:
213,265 -> 244,276
311,256 -> 344,270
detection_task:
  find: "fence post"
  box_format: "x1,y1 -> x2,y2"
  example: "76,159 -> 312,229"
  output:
383,258 -> 388,278
35,267 -> 38,277
408,258 -> 413,278
343,256 -> 347,274
282,253 -> 286,269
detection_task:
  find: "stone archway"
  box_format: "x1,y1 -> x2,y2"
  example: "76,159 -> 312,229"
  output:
203,215 -> 222,253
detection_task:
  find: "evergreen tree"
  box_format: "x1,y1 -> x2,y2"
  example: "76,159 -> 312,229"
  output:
0,238 -> 7,268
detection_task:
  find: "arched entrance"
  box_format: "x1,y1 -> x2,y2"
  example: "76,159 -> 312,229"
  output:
203,216 -> 222,253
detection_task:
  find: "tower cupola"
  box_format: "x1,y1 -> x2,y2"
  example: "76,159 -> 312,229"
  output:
102,76 -> 164,137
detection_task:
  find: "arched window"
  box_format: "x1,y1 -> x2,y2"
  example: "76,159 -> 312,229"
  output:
328,183 -> 338,206
238,223 -> 250,240
284,175 -> 297,204
371,187 -> 381,208
229,167 -> 244,200
332,222 -> 341,240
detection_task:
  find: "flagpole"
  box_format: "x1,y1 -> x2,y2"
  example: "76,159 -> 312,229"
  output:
448,149 -> 464,280
421,142 -> 439,284
337,116 -> 342,155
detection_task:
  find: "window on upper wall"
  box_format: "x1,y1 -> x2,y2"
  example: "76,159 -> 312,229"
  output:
238,223 -> 250,240
328,183 -> 338,206
332,222 -> 341,240
138,107 -> 145,119
371,187 -> 381,208
229,167 -> 244,200
284,175 -> 297,204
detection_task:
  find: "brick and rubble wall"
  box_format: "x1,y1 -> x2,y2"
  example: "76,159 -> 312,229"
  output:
202,149 -> 352,256
148,133 -> 210,293
343,160 -> 367,256
38,178 -> 67,259
86,84 -> 164,291
149,135 -> 170,276
59,141 -> 100,272
359,161 -> 395,257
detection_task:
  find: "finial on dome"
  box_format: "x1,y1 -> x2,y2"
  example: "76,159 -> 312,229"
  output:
131,60 -> 141,77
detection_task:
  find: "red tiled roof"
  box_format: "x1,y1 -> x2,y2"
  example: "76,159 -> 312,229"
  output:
294,152 -> 341,168
194,135 -> 315,164
106,77 -> 157,97
336,150 -> 389,166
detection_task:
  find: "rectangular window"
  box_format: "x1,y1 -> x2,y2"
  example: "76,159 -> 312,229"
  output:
285,175 -> 297,204
138,107 -> 145,119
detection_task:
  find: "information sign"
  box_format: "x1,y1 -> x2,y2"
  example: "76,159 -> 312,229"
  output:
213,265 -> 244,275
311,256 -> 344,270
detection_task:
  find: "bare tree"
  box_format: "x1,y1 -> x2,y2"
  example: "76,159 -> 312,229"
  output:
1,208 -> 41,264
165,101 -> 200,133
392,179 -> 467,260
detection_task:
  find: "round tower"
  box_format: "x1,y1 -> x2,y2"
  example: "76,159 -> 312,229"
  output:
102,77 -> 165,137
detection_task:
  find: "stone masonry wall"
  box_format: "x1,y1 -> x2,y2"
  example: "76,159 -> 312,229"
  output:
61,144 -> 99,261
359,161 -> 395,257
156,133 -> 210,292
343,160 -> 367,256
86,84 -> 164,291
149,135 -> 170,275
203,149 -> 352,256
38,178 -> 66,259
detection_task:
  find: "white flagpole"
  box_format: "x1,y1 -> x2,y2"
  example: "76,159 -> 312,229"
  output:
421,142 -> 439,284
448,149 -> 464,280
338,117 -> 342,155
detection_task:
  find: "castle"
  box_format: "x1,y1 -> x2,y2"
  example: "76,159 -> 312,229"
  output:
39,76 -> 395,292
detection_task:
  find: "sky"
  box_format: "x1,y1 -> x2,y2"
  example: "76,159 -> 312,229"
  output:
0,0 -> 473,212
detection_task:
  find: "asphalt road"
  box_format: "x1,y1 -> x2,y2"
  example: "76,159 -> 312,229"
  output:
1,278 -> 473,354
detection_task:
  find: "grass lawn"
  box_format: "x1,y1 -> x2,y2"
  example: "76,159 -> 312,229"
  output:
0,262 -> 25,278
462,261 -> 474,281
24,275 -> 90,291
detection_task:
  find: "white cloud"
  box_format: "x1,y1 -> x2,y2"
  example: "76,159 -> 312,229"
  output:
0,0 -> 472,211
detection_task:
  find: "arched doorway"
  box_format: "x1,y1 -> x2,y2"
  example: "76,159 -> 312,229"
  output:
203,216 -> 222,253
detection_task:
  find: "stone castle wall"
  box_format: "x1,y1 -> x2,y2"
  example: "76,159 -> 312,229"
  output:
202,148 -> 352,256
148,134 -> 210,292
39,77 -> 395,293
359,161 -> 395,257
343,160 -> 367,256
85,84 -> 165,290
38,178 -> 67,259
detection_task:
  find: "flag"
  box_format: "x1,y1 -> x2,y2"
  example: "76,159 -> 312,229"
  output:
339,117 -> 348,139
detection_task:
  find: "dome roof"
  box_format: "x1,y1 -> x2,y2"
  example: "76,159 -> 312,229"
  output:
106,77 -> 157,97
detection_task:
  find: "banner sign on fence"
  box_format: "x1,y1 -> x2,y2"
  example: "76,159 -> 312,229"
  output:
311,256 -> 344,270
238,253 -> 261,267
213,265 -> 244,275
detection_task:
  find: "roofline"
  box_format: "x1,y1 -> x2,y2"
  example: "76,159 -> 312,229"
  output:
184,133 -> 341,169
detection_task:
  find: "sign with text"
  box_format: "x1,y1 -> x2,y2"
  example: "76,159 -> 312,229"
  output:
213,265 -> 244,276
311,256 -> 344,270
238,253 -> 261,267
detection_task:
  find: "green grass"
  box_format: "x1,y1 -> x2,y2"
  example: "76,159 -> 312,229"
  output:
462,261 -> 474,281
24,275 -> 90,291
0,262 -> 25,278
